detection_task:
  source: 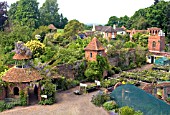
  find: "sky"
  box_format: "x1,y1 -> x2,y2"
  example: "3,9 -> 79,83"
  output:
6,0 -> 170,24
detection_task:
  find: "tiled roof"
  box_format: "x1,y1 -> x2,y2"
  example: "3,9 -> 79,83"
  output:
13,54 -> 31,60
48,24 -> 57,30
84,37 -> 105,51
95,26 -> 115,32
2,67 -> 42,83
115,28 -> 125,32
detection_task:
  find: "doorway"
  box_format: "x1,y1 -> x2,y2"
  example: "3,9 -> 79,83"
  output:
13,87 -> 19,95
151,56 -> 154,63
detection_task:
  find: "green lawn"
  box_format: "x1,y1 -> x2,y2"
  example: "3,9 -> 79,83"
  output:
57,29 -> 64,33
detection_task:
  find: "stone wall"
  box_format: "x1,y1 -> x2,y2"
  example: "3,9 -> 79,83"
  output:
56,60 -> 83,79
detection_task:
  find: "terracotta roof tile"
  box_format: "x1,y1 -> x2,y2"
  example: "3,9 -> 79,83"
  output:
48,24 -> 57,30
84,37 -> 105,51
13,54 -> 31,60
2,67 -> 42,83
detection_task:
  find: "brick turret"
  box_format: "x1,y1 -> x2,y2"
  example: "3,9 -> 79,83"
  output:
84,37 -> 106,61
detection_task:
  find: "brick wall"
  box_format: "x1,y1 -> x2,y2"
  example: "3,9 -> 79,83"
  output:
148,36 -> 165,51
85,50 -> 105,61
0,87 -> 6,100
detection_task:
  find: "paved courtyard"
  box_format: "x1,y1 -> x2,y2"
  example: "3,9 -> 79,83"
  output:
0,87 -> 108,115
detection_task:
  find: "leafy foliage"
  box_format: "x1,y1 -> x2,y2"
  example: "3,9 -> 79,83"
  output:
39,0 -> 68,28
64,19 -> 84,39
8,0 -> 40,28
26,40 -> 45,58
119,106 -> 143,115
103,101 -> 118,111
91,93 -> 110,107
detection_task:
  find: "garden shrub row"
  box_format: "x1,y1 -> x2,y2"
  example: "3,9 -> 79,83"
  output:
120,70 -> 170,83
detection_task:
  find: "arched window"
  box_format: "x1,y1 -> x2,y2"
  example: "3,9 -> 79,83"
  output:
13,87 -> 19,95
152,41 -> 156,48
90,52 -> 92,58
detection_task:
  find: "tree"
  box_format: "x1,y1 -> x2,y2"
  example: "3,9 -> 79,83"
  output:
58,13 -> 68,29
118,15 -> 129,27
154,0 -> 159,5
40,0 -> 60,27
8,0 -> 39,28
0,1 -> 8,30
106,16 -> 119,26
64,19 -> 84,39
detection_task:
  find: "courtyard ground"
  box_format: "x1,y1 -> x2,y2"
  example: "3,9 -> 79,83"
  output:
0,87 -> 108,115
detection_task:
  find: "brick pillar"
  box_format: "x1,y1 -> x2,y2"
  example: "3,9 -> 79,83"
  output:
162,87 -> 167,100
38,85 -> 41,101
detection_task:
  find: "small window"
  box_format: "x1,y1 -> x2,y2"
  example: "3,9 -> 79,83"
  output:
98,51 -> 102,56
148,56 -> 151,59
90,53 -> 92,58
152,41 -> 156,48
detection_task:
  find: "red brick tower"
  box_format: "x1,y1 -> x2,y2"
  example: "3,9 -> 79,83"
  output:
84,37 -> 105,61
148,28 -> 165,52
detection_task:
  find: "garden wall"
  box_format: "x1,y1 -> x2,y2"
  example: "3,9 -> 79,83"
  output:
56,60 -> 83,79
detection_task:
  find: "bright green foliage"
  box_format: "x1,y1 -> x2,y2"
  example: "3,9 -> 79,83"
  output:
119,106 -> 143,115
64,19 -> 84,39
85,55 -> 110,81
124,41 -> 137,48
103,101 -> 118,111
19,90 -> 27,106
51,38 -> 90,65
9,0 -> 40,28
119,106 -> 135,115
26,40 -> 45,58
85,61 -> 102,81
39,78 -> 56,105
0,25 -> 32,48
126,1 -> 168,32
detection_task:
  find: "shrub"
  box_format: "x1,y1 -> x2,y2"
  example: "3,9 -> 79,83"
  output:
166,97 -> 170,102
119,106 -> 143,115
91,93 -> 110,107
103,101 -> 118,111
19,90 -> 27,106
119,106 -> 135,115
39,97 -> 54,105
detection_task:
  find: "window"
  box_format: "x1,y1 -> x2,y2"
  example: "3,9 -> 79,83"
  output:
90,53 -> 92,58
152,41 -> 156,48
98,51 -> 102,56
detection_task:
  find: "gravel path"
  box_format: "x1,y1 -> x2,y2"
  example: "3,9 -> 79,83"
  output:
0,87 -> 108,115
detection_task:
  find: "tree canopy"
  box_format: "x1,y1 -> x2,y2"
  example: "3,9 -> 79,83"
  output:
8,0 -> 40,28
39,0 -> 68,28
64,19 -> 84,39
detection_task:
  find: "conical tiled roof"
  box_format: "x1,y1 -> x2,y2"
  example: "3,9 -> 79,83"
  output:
13,53 -> 31,60
2,67 -> 42,83
84,37 -> 105,51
